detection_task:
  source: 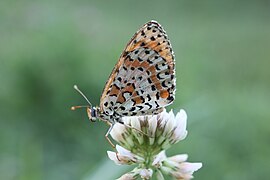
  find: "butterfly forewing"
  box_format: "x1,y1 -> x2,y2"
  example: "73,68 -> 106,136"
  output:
100,21 -> 175,120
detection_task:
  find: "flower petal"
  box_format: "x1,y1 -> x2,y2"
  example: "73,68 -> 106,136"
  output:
130,116 -> 141,130
107,145 -> 143,165
139,168 -> 153,179
110,123 -> 126,142
117,173 -> 136,180
129,116 -> 144,145
171,109 -> 188,143
179,162 -> 203,174
162,110 -> 176,137
168,154 -> 188,163
171,171 -> 193,180
107,151 -> 124,165
148,115 -> 158,136
116,145 -> 133,157
158,109 -> 169,129
152,151 -> 166,168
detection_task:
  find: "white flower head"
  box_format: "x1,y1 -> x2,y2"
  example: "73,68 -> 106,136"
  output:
107,109 -> 202,179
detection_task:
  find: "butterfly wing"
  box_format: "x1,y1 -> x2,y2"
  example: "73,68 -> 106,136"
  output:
100,20 -> 175,119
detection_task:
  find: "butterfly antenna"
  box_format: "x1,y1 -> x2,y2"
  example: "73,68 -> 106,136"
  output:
71,85 -> 92,110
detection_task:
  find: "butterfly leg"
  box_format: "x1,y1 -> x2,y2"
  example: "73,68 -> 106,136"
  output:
105,123 -> 116,148
105,123 -> 121,161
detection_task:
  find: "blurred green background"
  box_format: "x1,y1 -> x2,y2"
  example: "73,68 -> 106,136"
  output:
1,0 -> 270,179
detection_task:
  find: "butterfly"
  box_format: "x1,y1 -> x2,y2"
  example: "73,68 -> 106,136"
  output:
72,20 -> 176,147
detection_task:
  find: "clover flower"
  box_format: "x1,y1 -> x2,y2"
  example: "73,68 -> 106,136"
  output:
107,109 -> 202,180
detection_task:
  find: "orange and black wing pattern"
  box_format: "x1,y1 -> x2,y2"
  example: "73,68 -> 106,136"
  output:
100,21 -> 176,119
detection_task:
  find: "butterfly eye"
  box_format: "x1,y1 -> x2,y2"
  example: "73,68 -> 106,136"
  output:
86,107 -> 96,122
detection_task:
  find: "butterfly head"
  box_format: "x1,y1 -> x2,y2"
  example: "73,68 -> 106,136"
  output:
72,85 -> 99,122
86,106 -> 99,122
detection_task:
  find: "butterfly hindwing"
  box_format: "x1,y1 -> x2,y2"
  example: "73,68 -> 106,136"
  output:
100,21 -> 175,119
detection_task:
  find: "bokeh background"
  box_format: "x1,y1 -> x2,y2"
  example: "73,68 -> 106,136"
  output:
1,0 -> 270,179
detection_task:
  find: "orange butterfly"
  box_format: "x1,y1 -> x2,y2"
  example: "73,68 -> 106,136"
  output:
72,20 -> 176,146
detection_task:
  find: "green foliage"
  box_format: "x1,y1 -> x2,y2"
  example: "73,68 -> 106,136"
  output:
0,0 -> 269,179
